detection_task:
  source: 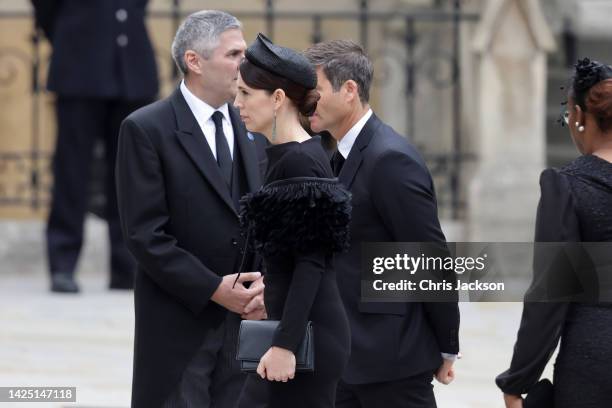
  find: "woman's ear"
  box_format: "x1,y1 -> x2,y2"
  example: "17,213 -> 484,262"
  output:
574,104 -> 584,127
272,88 -> 286,110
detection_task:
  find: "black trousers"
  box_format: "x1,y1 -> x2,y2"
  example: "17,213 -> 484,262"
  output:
336,372 -> 437,408
46,97 -> 148,285
163,313 -> 246,408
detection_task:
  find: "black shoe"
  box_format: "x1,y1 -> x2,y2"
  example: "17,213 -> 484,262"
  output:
51,273 -> 80,293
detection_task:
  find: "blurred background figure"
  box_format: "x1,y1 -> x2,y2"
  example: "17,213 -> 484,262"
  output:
31,0 -> 159,293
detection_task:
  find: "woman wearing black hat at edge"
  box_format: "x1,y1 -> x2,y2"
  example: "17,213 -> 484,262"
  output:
234,34 -> 351,407
497,58 -> 612,408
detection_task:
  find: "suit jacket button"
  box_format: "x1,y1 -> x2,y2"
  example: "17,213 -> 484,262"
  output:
231,238 -> 238,246
116,9 -> 128,22
117,34 -> 128,47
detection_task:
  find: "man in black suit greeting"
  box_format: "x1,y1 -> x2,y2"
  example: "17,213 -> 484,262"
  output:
305,40 -> 460,408
116,11 -> 267,408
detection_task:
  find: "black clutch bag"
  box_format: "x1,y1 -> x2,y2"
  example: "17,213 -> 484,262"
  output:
236,320 -> 314,373
524,379 -> 554,408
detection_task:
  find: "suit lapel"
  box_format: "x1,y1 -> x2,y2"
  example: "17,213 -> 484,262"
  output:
339,147 -> 362,188
229,105 -> 261,193
170,88 -> 237,215
339,114 -> 382,188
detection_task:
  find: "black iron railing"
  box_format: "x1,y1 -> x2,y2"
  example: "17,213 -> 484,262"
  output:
0,0 -> 478,218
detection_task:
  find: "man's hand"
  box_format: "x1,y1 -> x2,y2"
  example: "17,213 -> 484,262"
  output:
503,393 -> 523,408
434,358 -> 455,385
241,275 -> 267,320
211,272 -> 263,314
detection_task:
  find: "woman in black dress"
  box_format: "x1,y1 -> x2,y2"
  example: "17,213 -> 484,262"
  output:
234,34 -> 351,407
497,58 -> 612,407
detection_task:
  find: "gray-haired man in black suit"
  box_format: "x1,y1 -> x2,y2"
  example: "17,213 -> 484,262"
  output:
116,11 -> 267,408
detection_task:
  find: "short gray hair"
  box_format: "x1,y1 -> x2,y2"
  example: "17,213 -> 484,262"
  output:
171,10 -> 242,75
304,40 -> 373,103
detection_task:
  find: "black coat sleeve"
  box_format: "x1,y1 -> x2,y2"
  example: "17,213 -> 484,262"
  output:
116,118 -> 222,315
496,169 -> 579,395
31,0 -> 62,40
270,150 -> 329,352
272,250 -> 325,352
370,149 -> 460,354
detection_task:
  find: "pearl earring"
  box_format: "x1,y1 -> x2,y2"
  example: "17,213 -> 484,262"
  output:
575,122 -> 585,132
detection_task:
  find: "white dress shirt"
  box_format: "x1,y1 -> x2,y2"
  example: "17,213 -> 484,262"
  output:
336,108 -> 373,159
180,80 -> 234,160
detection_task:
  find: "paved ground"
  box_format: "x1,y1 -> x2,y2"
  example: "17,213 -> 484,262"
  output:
0,218 -> 557,408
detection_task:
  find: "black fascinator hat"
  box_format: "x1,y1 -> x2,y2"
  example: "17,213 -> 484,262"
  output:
245,33 -> 317,89
571,58 -> 612,109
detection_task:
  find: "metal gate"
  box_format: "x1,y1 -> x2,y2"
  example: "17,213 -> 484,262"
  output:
0,0 -> 478,219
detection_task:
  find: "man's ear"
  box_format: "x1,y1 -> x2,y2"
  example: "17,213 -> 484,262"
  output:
184,50 -> 202,75
342,80 -> 359,103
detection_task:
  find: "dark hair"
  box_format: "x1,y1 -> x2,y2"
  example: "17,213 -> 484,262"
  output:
584,79 -> 612,133
304,40 -> 373,104
570,58 -> 612,132
239,59 -> 319,116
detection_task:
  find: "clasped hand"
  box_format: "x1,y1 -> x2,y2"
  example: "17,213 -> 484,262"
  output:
211,272 -> 266,319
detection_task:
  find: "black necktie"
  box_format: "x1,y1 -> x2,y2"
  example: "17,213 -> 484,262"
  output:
211,111 -> 232,187
331,150 -> 345,177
